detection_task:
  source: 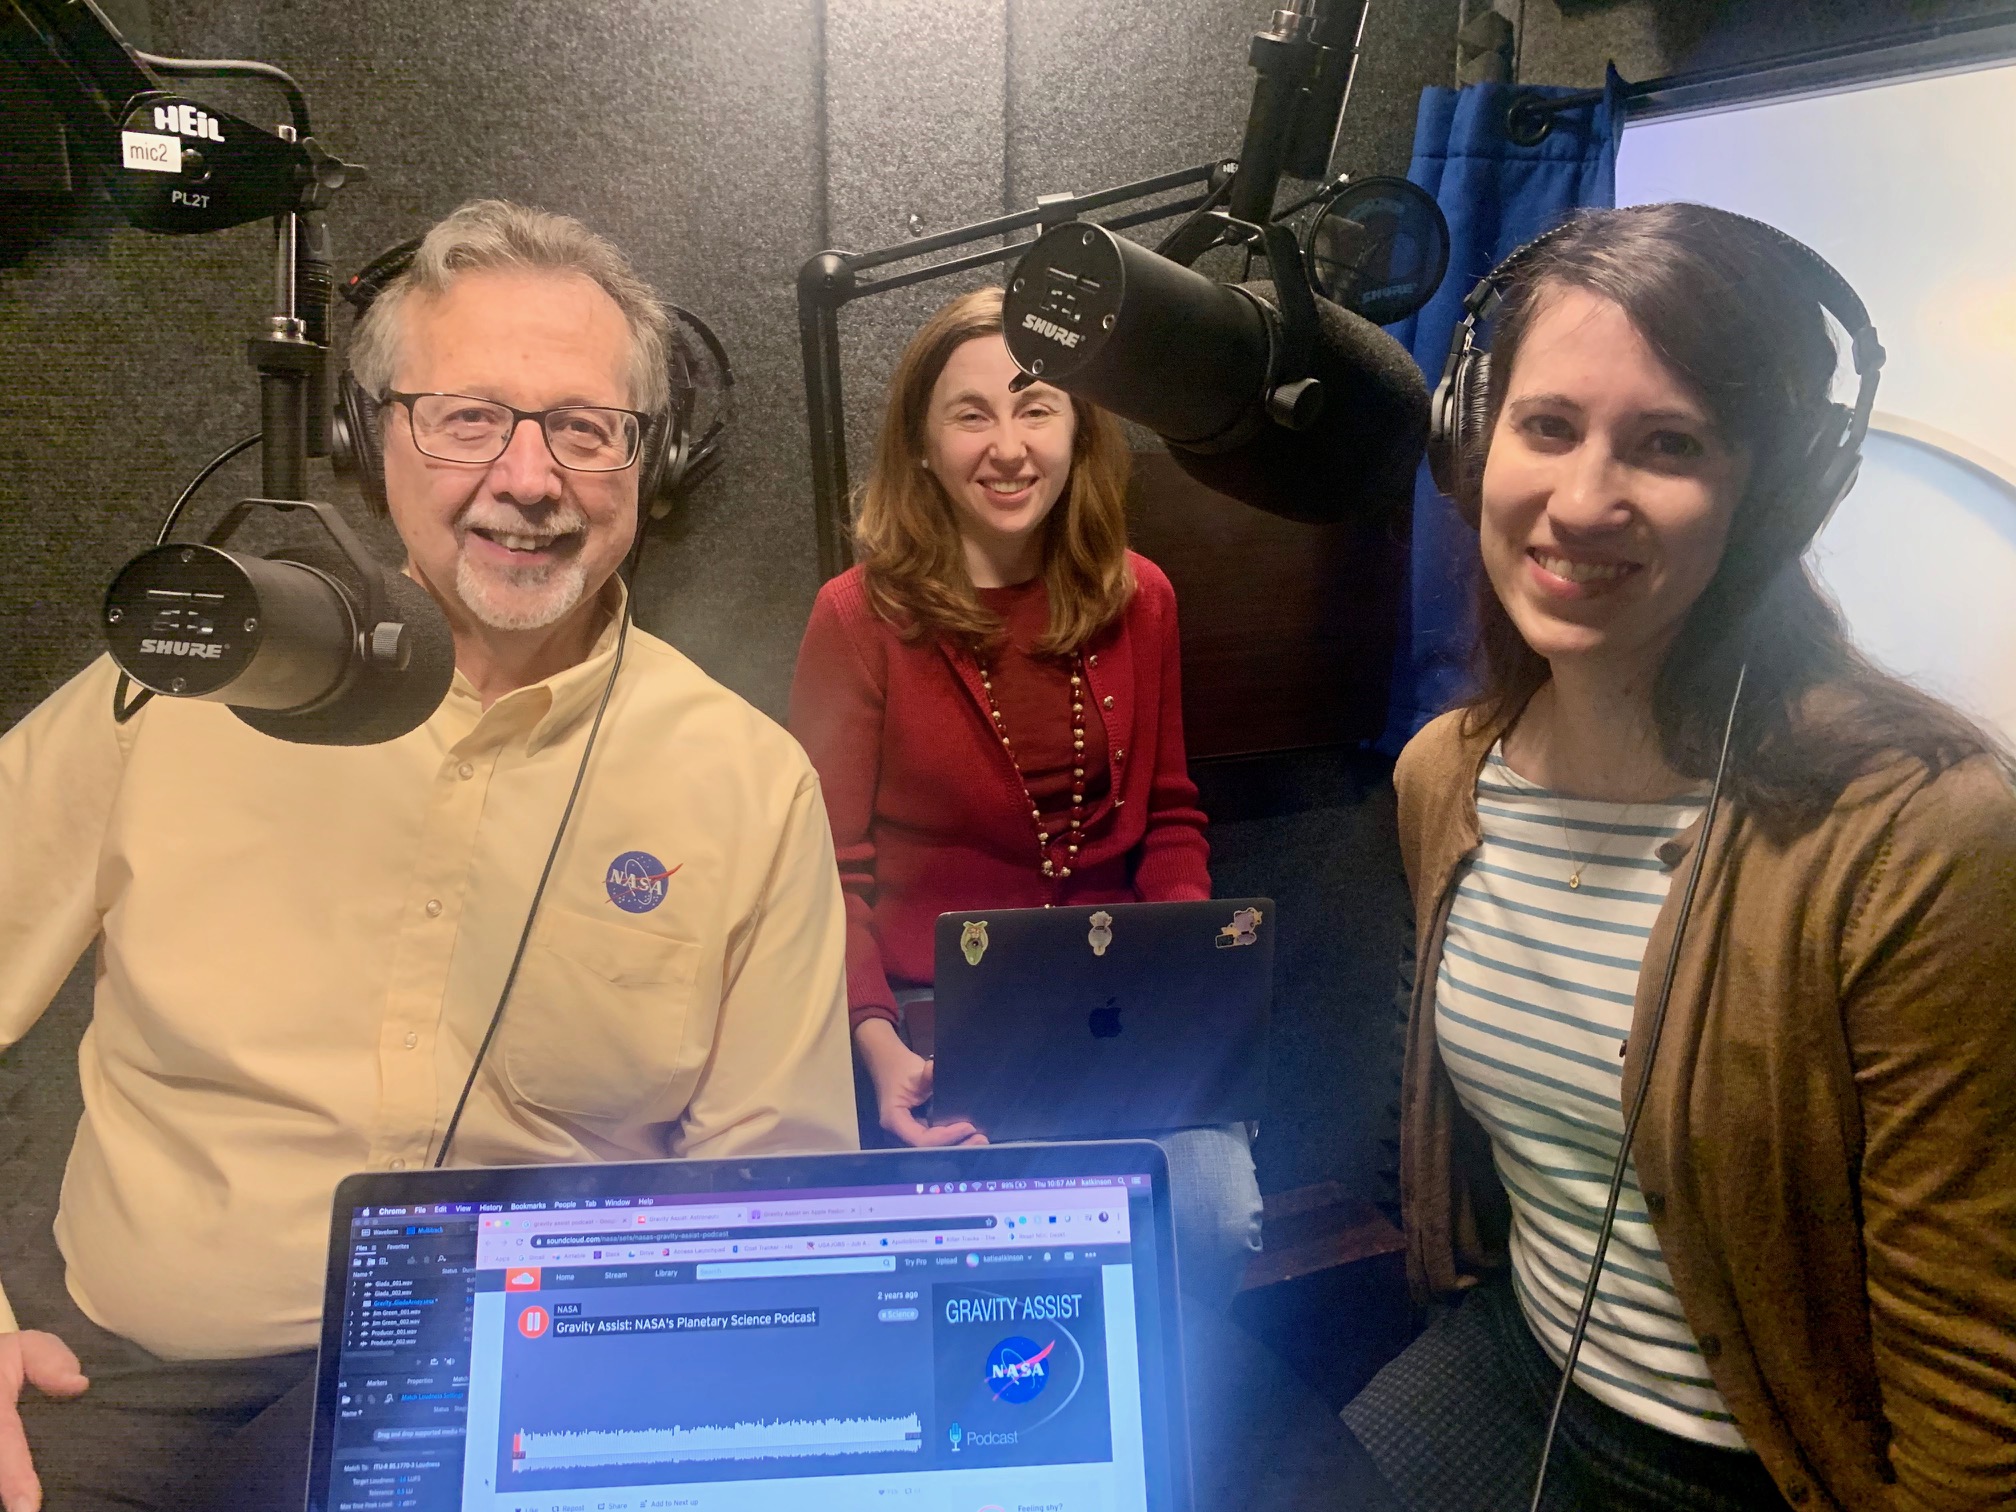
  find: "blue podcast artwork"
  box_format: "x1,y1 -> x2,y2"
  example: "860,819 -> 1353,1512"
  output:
605,850 -> 679,913
932,1282 -> 1111,1467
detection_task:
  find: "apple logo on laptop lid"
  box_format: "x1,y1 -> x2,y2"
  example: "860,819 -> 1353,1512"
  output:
1088,996 -> 1123,1040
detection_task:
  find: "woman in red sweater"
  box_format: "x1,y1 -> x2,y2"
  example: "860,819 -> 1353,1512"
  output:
788,286 -> 1259,1301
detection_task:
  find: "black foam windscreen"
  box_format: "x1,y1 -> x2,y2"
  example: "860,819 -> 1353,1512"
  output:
1167,283 -> 1430,527
232,543 -> 455,746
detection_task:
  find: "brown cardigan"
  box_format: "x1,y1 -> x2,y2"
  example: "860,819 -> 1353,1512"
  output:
1393,707 -> 2016,1512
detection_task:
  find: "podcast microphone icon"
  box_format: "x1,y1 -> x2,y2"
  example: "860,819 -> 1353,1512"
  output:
948,1421 -> 964,1452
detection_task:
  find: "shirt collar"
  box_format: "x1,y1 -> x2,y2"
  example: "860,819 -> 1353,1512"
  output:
439,577 -> 630,757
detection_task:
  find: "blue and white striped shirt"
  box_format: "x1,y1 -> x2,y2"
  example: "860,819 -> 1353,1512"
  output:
1434,747 -> 1745,1447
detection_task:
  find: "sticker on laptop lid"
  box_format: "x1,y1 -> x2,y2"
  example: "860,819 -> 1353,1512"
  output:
1216,906 -> 1263,948
1087,910 -> 1114,957
960,920 -> 990,965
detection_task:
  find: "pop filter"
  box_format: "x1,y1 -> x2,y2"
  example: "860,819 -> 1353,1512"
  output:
1304,176 -> 1449,327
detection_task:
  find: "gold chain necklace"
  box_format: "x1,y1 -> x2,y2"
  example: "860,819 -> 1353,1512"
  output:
1553,797 -> 1643,891
1516,698 -> 1656,891
978,650 -> 1087,879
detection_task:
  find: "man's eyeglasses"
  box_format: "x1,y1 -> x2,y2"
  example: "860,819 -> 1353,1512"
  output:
383,391 -> 651,472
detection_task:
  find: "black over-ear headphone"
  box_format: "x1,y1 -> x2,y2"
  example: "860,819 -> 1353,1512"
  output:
329,237 -> 736,519
1426,207 -> 1885,541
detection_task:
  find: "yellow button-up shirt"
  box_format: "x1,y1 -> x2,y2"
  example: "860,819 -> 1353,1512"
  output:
0,610 -> 855,1359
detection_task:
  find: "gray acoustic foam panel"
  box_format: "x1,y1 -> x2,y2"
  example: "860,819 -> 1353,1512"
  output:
1006,0 -> 1267,207
1516,0 -> 1673,93
1009,0 -> 1462,223
823,0 -> 1009,546
1337,0 -> 1465,176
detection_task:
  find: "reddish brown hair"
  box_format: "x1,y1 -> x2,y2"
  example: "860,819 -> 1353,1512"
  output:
853,286 -> 1134,654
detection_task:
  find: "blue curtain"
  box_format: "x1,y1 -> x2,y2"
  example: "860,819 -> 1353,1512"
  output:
1379,68 -> 1625,752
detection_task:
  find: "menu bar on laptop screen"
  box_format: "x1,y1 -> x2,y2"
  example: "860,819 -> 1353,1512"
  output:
472,1179 -> 1137,1269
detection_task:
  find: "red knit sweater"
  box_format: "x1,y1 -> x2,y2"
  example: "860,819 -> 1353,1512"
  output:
788,553 -> 1212,1027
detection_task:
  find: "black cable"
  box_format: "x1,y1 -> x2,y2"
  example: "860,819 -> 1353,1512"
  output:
431,526 -> 651,1168
131,50 -> 311,136
1526,663 -> 1748,1511
155,432 -> 261,544
1273,174 -> 1345,223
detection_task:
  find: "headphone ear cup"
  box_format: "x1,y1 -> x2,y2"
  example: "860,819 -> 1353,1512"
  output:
1428,337 -> 1491,529
1427,367 -> 1461,499
637,406 -> 687,520
1791,400 -> 1857,545
1452,349 -> 1492,528
1766,399 -> 1854,552
640,348 -> 698,520
333,373 -> 388,516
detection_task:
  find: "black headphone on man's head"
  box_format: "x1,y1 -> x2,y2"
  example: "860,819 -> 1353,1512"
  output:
1426,207 -> 1885,545
329,236 -> 735,519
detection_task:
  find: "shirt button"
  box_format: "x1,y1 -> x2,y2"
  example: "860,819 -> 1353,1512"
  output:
1088,654 -> 1098,667
1697,1333 -> 1721,1359
1101,695 -> 1114,710
424,898 -> 443,917
403,1032 -> 419,1050
1644,1191 -> 1667,1218
1785,1483 -> 1809,1505
1115,748 -> 1127,761
457,761 -> 475,780
389,1158 -> 407,1171
1656,839 -> 1684,867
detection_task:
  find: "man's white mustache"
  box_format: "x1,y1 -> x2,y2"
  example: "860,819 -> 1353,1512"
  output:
458,508 -> 589,541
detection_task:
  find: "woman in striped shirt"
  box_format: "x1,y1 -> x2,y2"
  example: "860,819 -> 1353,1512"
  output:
1341,205 -> 2016,1511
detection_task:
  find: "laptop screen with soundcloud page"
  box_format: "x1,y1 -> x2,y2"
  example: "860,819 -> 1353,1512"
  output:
307,1142 -> 1191,1512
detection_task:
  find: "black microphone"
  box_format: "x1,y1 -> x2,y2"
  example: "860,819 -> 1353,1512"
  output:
103,501 -> 454,745
1162,280 -> 1428,525
1002,223 -> 1427,525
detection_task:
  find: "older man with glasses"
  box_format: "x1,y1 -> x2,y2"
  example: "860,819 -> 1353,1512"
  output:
0,201 -> 855,1512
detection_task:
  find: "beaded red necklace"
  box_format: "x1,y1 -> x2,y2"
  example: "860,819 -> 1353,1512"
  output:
977,649 -> 1087,880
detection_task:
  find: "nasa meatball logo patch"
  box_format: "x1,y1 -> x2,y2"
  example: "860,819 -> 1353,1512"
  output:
605,850 -> 680,913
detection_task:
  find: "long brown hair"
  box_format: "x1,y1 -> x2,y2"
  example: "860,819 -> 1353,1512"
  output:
853,286 -> 1134,654
1457,204 -> 2008,830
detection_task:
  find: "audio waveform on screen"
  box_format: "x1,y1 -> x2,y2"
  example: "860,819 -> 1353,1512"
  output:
510,1414 -> 924,1470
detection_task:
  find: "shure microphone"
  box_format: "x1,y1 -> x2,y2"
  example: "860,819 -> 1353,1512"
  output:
103,500 -> 454,745
1003,225 -> 1428,525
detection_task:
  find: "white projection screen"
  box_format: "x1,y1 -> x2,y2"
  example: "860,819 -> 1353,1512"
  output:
1616,56 -> 2016,745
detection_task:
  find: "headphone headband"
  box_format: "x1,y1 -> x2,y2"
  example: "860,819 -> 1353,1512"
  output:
340,235 -> 423,314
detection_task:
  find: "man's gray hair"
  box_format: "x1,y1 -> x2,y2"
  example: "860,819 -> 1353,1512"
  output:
348,199 -> 672,414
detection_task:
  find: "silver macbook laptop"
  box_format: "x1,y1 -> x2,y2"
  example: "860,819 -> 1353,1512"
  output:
306,1141 -> 1192,1511
929,899 -> 1274,1143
